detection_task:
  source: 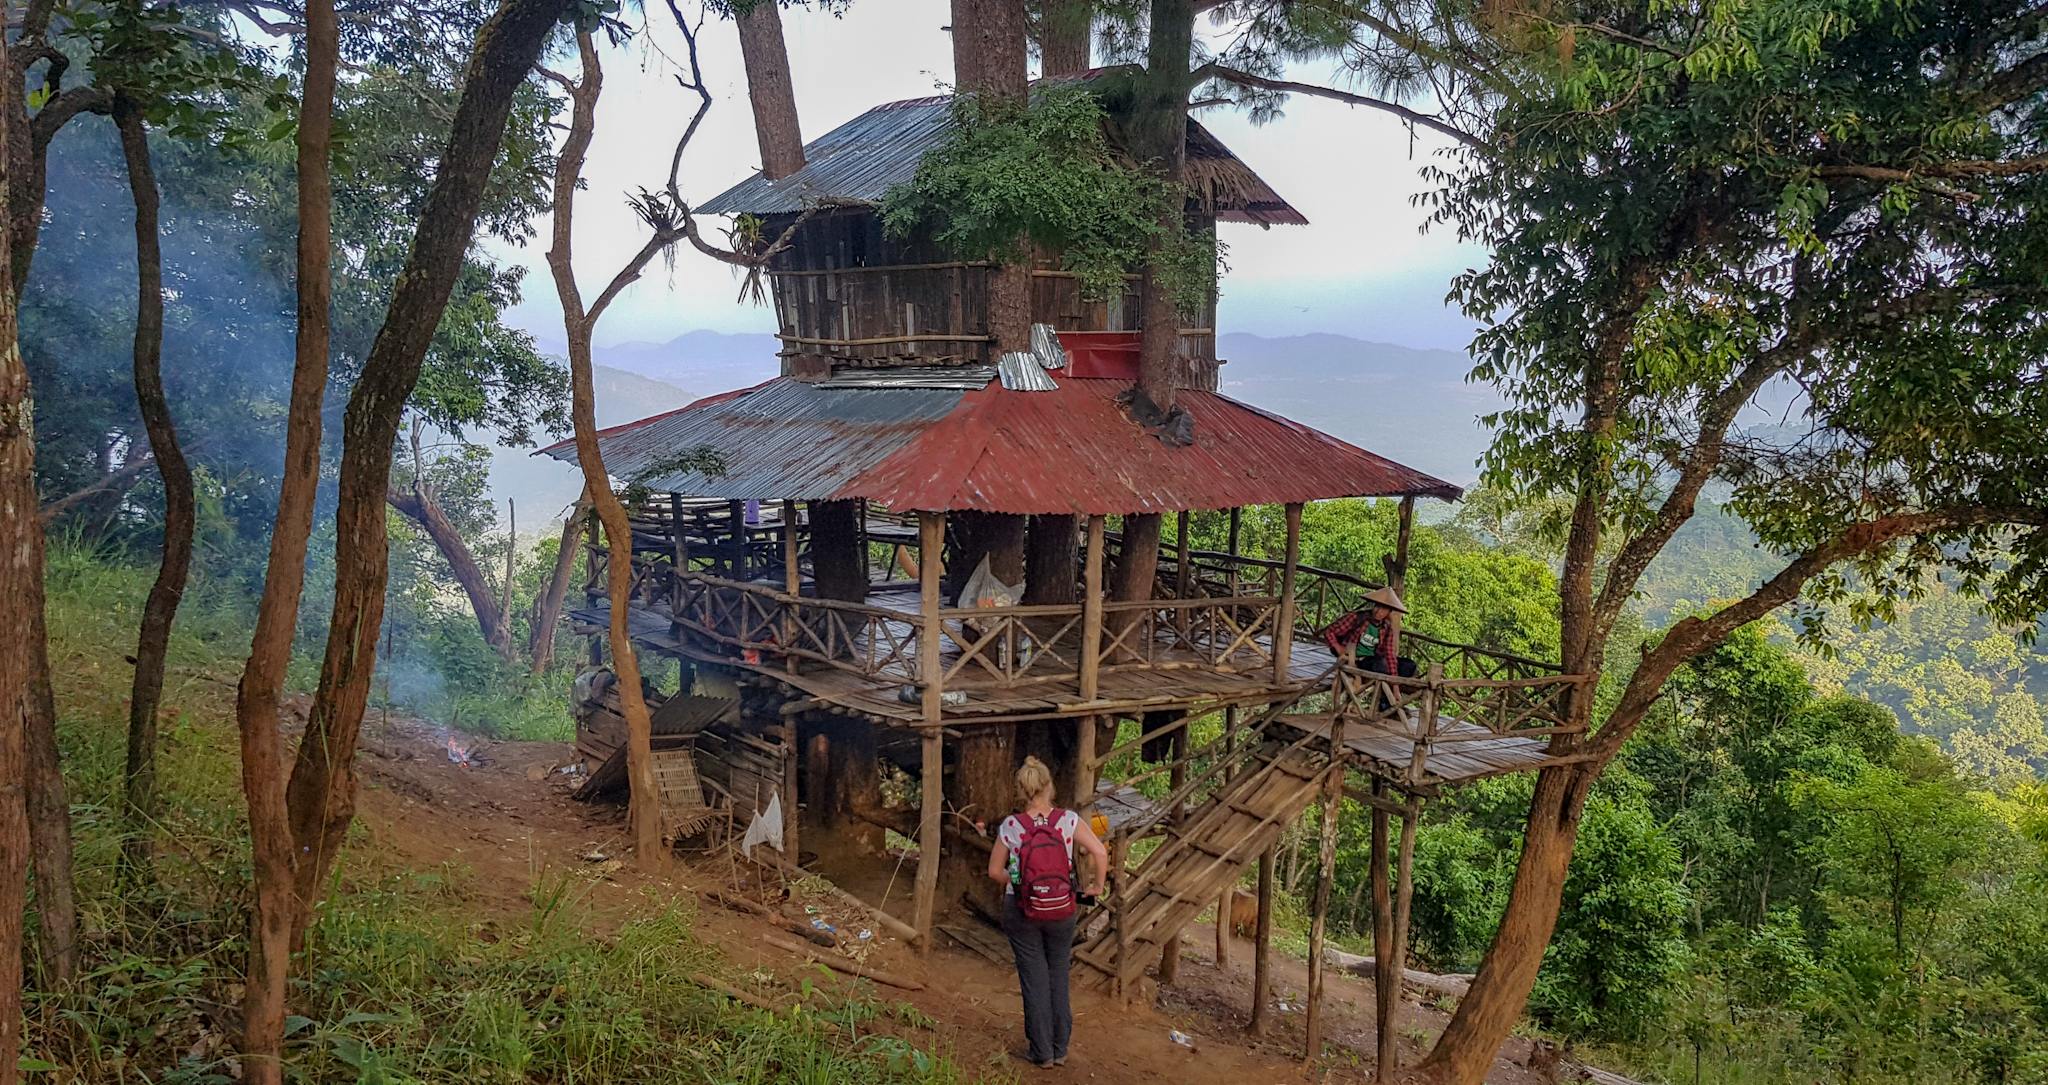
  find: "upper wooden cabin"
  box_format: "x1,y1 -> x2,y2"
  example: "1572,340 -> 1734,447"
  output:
696,85 -> 1306,385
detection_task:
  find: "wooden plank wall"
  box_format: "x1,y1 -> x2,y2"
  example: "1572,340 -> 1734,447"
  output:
764,208 -> 1223,390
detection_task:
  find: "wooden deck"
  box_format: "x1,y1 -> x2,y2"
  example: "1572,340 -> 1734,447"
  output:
570,584 -> 1334,727
1276,712 -> 1567,787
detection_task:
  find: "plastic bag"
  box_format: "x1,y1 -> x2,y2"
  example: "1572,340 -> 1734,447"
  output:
957,554 -> 1023,609
741,791 -> 784,857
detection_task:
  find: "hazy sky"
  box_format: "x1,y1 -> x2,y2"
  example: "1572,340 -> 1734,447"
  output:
494,2 -> 1485,354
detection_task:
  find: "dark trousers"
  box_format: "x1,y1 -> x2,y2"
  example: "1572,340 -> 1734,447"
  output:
1002,897 -> 1077,1063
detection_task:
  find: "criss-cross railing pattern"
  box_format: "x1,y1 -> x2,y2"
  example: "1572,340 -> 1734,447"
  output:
1094,596 -> 1282,671
939,604 -> 1087,688
669,574 -> 920,682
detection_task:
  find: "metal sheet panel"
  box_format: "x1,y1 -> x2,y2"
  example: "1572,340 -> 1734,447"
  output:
698,98 -> 953,216
839,378 -> 1462,513
539,378 -> 964,501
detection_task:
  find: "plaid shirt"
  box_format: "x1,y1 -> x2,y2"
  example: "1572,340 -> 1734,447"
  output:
1320,609 -> 1398,673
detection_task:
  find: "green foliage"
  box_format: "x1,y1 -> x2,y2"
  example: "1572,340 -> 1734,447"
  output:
1528,794 -> 1691,1040
1792,763 -> 1992,954
27,544 -> 971,1085
880,86 -> 1216,314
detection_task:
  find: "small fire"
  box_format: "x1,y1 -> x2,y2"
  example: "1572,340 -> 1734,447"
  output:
446,737 -> 473,766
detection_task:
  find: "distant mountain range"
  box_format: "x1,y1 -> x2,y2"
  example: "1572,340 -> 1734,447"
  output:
576,329 -> 1497,486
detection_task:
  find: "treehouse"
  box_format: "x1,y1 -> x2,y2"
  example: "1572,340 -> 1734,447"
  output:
541,83 -> 1594,1066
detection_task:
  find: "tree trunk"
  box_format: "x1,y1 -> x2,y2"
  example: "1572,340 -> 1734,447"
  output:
529,497 -> 588,672
811,498 -> 867,602
546,30 -> 663,870
284,0 -> 568,944
1131,0 -> 1192,405
1023,513 -> 1077,604
23,619 -> 72,985
1036,0 -> 1091,77
0,24 -> 34,1080
952,0 -> 1032,354
236,0 -> 337,1074
386,481 -> 509,652
734,0 -> 805,180
950,723 -> 1013,915
1107,512 -> 1162,655
1407,764 -> 1596,1085
953,509 -> 1025,595
115,93 -> 195,883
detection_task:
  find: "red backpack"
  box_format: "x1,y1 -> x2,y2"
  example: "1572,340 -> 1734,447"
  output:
1016,812 -> 1077,921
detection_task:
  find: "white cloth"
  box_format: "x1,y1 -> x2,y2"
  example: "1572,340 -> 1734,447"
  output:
742,791 -> 784,857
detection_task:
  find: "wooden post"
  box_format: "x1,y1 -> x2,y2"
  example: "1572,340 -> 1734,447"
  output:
782,721 -> 800,865
1216,883 -> 1232,969
670,492 -> 688,615
1248,844 -> 1274,1036
1174,509 -> 1189,632
726,499 -> 746,580
1303,748 -> 1343,1061
1226,506 -> 1242,597
585,511 -> 604,666
1274,502 -> 1303,684
1373,777 -> 1396,1080
782,500 -> 801,674
913,510 -> 947,951
1158,718 -> 1189,986
1075,514 -> 1106,806
1393,794 -> 1422,1025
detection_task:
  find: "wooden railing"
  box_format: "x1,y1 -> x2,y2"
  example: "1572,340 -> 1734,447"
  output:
1328,658 -> 1590,745
938,603 -> 1087,688
669,574 -> 921,683
1094,596 -> 1282,672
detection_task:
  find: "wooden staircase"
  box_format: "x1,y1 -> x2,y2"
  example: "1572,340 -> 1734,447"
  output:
1072,718 -> 1337,988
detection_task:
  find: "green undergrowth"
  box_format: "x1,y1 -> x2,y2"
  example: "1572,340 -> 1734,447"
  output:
26,544 -> 984,1084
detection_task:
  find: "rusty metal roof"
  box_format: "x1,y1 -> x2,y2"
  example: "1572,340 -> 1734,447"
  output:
541,377 -> 1460,512
540,378 -> 963,501
698,91 -> 1306,227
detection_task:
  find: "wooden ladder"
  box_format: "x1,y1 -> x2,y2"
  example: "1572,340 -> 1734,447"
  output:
1071,717 -> 1335,988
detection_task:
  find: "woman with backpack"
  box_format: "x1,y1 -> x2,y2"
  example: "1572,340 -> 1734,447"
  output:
988,756 -> 1110,1069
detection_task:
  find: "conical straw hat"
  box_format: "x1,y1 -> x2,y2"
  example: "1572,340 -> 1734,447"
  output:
1364,586 -> 1407,613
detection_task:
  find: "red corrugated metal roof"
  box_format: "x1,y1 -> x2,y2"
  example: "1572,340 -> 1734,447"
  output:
541,375 -> 1461,512
842,378 -> 1459,513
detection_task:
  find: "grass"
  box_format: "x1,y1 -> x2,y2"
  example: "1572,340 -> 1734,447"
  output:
24,543 -> 986,1084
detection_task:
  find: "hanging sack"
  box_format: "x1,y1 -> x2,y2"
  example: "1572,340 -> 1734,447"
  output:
1016,812 -> 1077,921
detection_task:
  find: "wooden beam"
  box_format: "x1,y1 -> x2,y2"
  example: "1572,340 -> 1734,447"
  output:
1076,515 -> 1106,806
1393,793 -> 1422,1030
1373,777 -> 1396,1080
1304,750 -> 1344,1061
914,510 -> 947,951
783,500 -> 801,677
1215,883 -> 1232,969
1248,844 -> 1274,1036
1275,502 -> 1303,683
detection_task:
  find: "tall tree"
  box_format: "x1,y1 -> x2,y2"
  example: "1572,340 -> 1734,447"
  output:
1035,0 -> 1091,76
234,0 -> 337,1077
1387,3 -> 2048,1080
728,0 -> 806,179
0,23 -> 32,1084
112,87 -> 193,883
952,0 -> 1032,354
280,0 -> 567,975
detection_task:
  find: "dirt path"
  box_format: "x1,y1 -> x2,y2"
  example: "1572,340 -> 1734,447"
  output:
337,708 -> 1553,1085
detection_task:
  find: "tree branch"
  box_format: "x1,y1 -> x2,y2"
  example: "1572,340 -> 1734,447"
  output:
1590,504 -> 2048,762
38,455 -> 155,524
1206,64 -> 1485,148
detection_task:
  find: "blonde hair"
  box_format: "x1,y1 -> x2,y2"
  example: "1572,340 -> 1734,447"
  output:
1015,756 -> 1056,806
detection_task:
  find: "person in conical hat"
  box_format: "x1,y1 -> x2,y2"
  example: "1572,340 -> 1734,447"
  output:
1319,585 -> 1415,676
